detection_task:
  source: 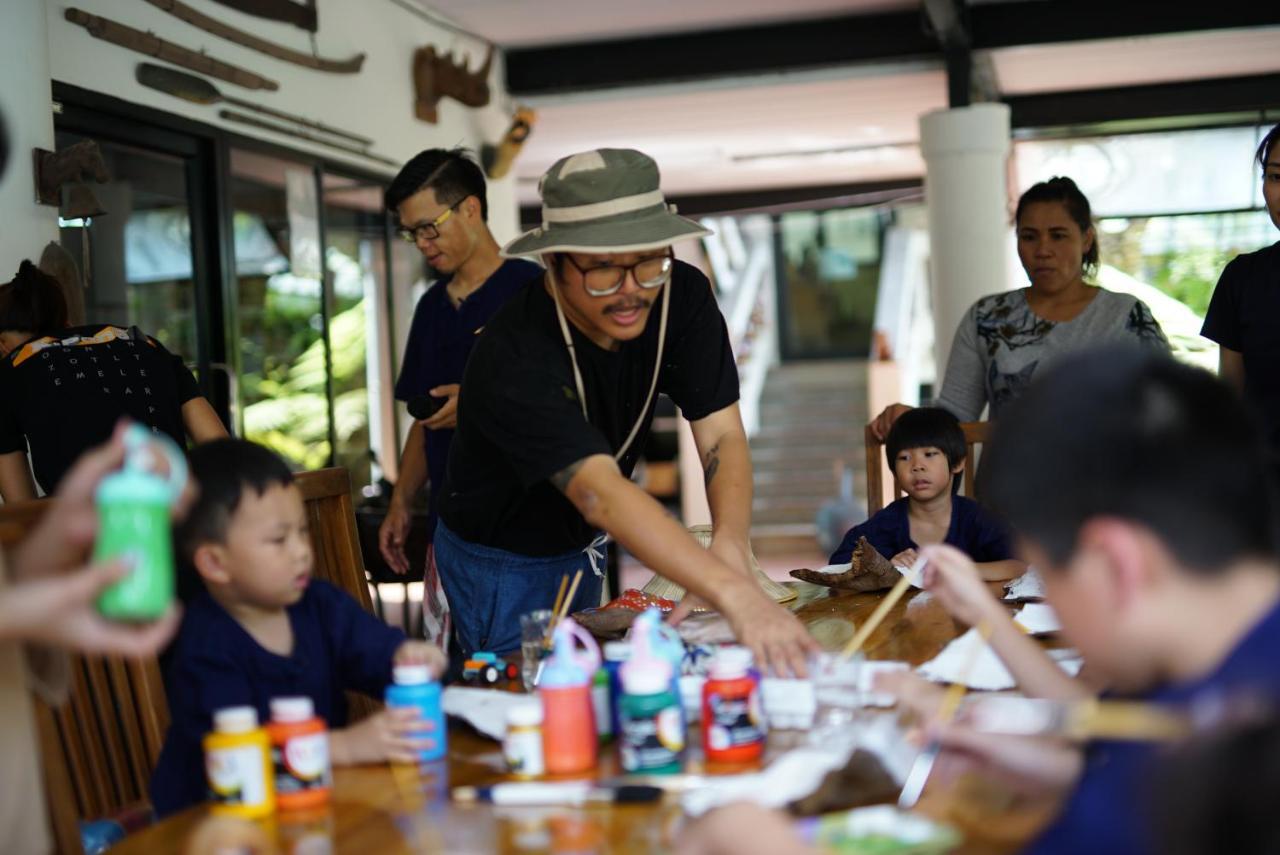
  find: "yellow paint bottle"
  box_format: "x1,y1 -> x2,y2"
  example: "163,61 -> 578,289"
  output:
204,706 -> 276,818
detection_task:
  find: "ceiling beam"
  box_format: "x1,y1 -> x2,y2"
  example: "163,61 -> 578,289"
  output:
1005,73 -> 1280,130
505,3 -> 1278,97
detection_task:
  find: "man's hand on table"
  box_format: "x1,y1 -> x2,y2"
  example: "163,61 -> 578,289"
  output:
720,585 -> 817,678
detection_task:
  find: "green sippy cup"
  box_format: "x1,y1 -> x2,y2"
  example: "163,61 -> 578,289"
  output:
93,425 -> 189,622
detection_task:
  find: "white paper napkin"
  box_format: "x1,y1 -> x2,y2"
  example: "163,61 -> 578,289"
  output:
1013,602 -> 1061,635
916,628 -> 1082,691
442,686 -> 528,741
1004,567 -> 1046,601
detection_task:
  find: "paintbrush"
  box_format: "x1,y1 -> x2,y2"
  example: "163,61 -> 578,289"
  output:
534,569 -> 583,687
963,696 -> 1192,742
838,554 -> 928,662
897,619 -> 992,809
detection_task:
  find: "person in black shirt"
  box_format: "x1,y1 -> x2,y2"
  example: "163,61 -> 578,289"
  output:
1202,123 -> 1280,456
436,148 -> 816,675
0,261 -> 226,501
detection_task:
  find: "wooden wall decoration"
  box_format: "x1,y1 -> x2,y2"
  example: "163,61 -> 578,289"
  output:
412,45 -> 494,124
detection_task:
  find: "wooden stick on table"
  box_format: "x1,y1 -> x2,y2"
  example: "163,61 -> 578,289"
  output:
838,553 -> 929,661
556,569 -> 585,631
549,573 -> 570,631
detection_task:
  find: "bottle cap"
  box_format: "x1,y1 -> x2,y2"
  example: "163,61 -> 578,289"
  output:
709,646 -> 753,680
603,641 -> 631,662
507,701 -> 543,727
393,664 -> 432,685
539,620 -> 591,689
214,706 -> 259,733
270,696 -> 315,723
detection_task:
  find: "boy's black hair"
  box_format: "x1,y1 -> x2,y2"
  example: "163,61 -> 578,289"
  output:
173,439 -> 294,601
384,147 -> 488,221
0,260 -> 68,335
886,407 -> 966,471
1257,122 -> 1280,172
980,346 -> 1277,573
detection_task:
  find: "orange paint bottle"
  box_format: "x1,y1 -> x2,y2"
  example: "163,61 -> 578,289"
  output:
267,697 -> 331,811
538,618 -> 601,775
702,647 -> 766,764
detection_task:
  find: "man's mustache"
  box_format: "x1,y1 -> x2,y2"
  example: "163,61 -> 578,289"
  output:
604,298 -> 652,315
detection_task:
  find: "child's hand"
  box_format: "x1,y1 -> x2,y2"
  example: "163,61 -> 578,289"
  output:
394,640 -> 447,679
330,707 -> 435,765
919,544 -> 1004,628
891,548 -> 919,569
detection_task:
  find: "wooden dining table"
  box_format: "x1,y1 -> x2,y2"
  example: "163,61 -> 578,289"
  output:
109,579 -> 1064,854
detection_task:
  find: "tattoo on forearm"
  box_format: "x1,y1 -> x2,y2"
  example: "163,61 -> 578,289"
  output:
551,458 -> 587,494
703,440 -> 721,488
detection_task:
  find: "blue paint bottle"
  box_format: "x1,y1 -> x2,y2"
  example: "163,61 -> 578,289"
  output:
603,640 -> 631,738
385,664 -> 446,762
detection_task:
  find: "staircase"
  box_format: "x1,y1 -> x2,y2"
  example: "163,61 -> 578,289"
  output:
750,360 -> 868,556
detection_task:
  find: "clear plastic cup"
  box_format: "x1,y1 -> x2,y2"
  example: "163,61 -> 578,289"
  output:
519,609 -> 555,691
808,651 -> 866,746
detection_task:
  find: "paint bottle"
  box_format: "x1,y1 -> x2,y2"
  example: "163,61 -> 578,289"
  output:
267,697 -> 331,811
632,607 -> 686,730
204,706 -> 275,818
94,425 -> 188,622
538,618 -> 600,775
618,628 -> 684,774
702,646 -> 766,764
385,664 -> 447,762
503,700 -> 545,778
602,640 -> 631,738
591,665 -> 613,743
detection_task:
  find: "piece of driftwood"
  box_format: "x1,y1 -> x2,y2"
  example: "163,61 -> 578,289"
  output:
412,45 -> 493,123
208,0 -> 316,32
142,0 -> 364,73
790,537 -> 903,593
137,64 -> 373,146
64,7 -> 279,91
218,109 -> 398,167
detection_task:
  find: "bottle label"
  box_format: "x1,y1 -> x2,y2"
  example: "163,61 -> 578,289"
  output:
620,705 -> 684,771
503,728 -> 545,776
706,687 -> 765,751
207,744 -> 269,807
273,732 -> 331,794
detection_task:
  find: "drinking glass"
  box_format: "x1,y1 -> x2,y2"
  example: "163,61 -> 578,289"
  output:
808,651 -> 866,747
519,609 -> 555,691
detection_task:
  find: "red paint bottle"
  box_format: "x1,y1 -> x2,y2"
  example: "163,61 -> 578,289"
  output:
701,647 -> 766,763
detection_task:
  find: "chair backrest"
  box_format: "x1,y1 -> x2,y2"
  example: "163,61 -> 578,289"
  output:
864,421 -> 992,514
1,467 -> 380,852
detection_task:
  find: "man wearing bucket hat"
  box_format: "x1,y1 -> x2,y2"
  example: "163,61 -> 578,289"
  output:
434,148 -> 817,675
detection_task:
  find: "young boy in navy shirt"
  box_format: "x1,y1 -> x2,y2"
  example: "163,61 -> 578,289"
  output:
829,407 -> 1023,581
150,439 -> 446,816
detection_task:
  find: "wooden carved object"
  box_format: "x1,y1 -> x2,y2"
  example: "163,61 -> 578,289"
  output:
790,537 -> 903,593
482,107 -> 536,179
64,7 -> 279,91
412,45 -> 494,124
33,140 -> 110,207
208,0 -> 316,32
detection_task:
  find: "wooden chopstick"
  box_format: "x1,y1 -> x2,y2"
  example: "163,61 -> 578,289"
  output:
838,553 -> 929,661
560,569 -> 584,623
550,573 -> 570,624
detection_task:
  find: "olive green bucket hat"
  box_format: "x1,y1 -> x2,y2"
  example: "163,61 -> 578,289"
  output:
503,148 -> 712,257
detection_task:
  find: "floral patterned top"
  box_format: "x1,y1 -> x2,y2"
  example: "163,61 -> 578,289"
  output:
935,288 -> 1169,421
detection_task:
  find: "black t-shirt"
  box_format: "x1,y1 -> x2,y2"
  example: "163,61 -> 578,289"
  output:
1202,241 -> 1280,452
440,260 -> 739,555
0,324 -> 201,492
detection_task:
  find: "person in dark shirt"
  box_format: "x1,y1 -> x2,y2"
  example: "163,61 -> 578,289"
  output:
676,347 -> 1280,855
436,148 -> 816,675
829,407 -> 1022,581
150,439 -> 445,817
0,260 -> 226,502
376,148 -> 538,645
1201,122 -> 1280,456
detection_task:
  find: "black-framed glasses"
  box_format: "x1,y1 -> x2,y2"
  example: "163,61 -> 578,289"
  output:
397,199 -> 462,243
560,250 -> 674,297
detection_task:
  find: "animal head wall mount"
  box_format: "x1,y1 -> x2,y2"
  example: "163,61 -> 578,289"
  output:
412,44 -> 494,124
34,139 -> 111,218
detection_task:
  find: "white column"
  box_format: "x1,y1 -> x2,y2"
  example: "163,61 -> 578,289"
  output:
918,104 -> 1011,377
0,0 -> 57,270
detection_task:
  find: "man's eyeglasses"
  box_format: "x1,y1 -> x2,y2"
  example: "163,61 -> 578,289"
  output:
560,251 -> 674,297
397,200 -> 463,243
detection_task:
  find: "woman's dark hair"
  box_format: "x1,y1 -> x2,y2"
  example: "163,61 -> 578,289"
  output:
1015,176 -> 1100,279
1257,123 -> 1280,172
0,260 -> 68,335
385,147 -> 488,221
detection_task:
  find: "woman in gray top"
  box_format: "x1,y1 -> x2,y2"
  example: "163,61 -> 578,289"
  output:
873,176 -> 1168,436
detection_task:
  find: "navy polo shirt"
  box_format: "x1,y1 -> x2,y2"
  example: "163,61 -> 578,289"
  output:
149,580 -> 405,816
828,496 -> 1013,565
1027,597 -> 1280,855
393,259 -> 540,540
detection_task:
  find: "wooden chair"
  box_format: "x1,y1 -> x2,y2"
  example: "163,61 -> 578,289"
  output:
1,467 -> 382,854
864,421 -> 993,514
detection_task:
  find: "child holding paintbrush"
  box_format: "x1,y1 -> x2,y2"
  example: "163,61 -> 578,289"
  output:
150,439 -> 447,816
679,348 -> 1280,855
